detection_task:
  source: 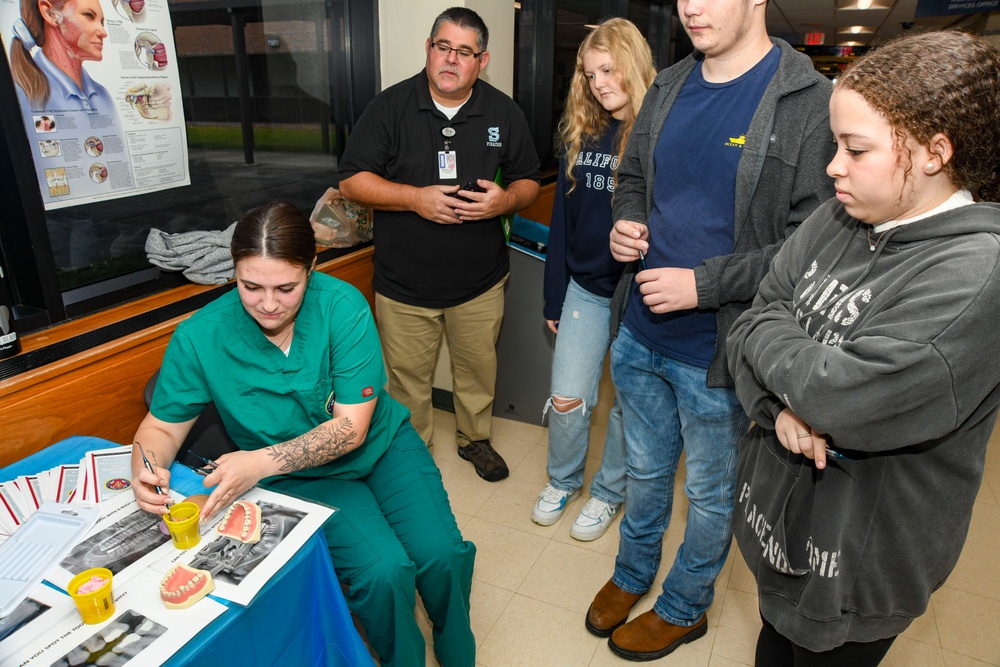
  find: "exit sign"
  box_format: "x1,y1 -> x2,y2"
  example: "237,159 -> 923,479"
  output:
805,32 -> 825,45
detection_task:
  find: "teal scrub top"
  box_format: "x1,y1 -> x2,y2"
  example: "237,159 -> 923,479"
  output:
151,272 -> 409,480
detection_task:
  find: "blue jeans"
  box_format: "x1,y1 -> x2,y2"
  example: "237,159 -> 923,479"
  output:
544,279 -> 626,505
610,326 -> 748,625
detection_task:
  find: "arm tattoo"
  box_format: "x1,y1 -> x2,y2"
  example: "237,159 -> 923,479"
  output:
267,418 -> 358,473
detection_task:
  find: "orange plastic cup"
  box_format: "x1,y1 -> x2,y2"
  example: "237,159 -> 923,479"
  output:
68,567 -> 115,624
162,501 -> 201,549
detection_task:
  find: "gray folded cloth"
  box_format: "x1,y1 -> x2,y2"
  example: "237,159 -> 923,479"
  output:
145,222 -> 237,285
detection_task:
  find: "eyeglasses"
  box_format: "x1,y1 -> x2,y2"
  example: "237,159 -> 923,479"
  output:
429,41 -> 483,61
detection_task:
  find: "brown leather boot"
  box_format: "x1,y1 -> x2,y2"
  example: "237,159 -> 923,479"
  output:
585,578 -> 643,637
608,610 -> 708,661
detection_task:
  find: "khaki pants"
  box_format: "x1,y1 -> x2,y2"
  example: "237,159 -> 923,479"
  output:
375,276 -> 507,448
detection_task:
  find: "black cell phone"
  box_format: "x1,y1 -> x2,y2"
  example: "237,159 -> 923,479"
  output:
452,180 -> 485,203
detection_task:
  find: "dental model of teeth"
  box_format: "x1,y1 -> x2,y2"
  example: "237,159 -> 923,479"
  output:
216,499 -> 262,544
159,564 -> 214,609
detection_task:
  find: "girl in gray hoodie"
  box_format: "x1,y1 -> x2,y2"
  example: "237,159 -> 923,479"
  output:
727,31 -> 1000,666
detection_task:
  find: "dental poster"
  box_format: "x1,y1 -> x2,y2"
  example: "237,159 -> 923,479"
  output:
0,575 -> 225,667
0,0 -> 189,211
42,484 -> 333,607
149,487 -> 335,606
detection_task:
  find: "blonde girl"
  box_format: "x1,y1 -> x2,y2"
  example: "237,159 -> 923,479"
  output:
532,18 -> 655,541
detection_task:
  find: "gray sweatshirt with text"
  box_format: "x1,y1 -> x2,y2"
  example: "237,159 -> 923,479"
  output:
727,198 -> 1000,650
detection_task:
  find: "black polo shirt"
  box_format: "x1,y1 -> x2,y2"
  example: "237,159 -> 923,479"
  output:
339,69 -> 540,308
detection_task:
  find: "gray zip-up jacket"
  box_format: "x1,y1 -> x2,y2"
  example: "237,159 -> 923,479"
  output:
727,199 -> 1000,650
611,38 -> 835,387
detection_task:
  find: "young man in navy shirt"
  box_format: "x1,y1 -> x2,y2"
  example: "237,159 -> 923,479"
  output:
586,0 -> 835,660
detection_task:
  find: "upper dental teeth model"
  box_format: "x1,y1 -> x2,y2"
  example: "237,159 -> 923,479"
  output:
216,500 -> 262,544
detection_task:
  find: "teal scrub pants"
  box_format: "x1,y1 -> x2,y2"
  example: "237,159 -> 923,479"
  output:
264,423 -> 476,667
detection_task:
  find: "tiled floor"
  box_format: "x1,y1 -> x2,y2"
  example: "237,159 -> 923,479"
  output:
411,381 -> 1000,666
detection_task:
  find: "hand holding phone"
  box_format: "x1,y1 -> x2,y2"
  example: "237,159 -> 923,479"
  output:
452,179 -> 486,203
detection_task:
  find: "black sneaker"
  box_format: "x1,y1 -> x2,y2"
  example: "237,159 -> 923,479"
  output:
457,439 -> 509,482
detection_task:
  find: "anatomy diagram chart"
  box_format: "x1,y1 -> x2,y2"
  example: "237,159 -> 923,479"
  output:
0,0 -> 190,210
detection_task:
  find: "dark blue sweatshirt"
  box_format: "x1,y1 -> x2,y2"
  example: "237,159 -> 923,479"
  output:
543,119 -> 625,321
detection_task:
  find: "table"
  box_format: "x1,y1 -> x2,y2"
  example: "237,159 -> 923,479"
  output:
0,436 -> 372,667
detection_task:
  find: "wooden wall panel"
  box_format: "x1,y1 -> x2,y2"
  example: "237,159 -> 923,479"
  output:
519,182 -> 556,226
0,247 -> 374,468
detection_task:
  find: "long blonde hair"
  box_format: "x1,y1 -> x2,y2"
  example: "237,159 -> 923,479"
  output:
557,18 -> 656,194
10,0 -> 61,107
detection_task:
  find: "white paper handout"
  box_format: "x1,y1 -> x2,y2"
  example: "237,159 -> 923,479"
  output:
76,456 -> 90,504
15,475 -> 42,510
37,470 -> 56,505
56,465 -> 80,504
84,446 -> 136,503
150,487 -> 334,606
0,483 -> 28,531
0,573 -> 226,667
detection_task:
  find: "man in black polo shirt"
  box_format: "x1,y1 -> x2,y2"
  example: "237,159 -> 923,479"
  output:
338,7 -> 540,482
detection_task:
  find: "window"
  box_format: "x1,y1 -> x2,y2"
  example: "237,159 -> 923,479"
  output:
515,0 -> 679,173
0,0 -> 378,335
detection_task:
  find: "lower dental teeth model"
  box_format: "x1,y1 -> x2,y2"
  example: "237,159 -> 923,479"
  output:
159,564 -> 214,609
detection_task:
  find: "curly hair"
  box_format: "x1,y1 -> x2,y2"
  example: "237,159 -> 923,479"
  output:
557,18 -> 656,194
837,30 -> 1000,202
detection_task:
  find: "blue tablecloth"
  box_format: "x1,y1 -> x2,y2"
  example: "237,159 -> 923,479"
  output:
1,436 -> 372,667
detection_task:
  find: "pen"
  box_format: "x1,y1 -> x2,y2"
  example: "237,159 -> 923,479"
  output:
825,446 -> 856,462
637,248 -> 647,270
191,454 -> 219,469
137,443 -> 173,510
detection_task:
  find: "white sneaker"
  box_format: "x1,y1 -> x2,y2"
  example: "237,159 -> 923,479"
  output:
531,484 -> 580,526
570,498 -> 622,541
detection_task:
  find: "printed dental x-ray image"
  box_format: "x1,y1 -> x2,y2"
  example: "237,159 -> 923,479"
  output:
49,610 -> 166,667
0,598 -> 49,643
59,509 -> 171,575
188,500 -> 305,585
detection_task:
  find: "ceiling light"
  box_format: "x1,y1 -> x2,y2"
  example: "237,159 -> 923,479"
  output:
851,26 -> 862,33
857,0 -> 873,8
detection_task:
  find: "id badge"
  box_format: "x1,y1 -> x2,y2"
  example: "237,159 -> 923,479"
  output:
438,151 -> 457,179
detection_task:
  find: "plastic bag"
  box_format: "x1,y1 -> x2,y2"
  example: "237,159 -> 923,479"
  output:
309,187 -> 373,247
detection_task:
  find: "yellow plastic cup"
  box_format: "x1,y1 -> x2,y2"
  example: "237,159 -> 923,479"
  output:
162,501 -> 201,549
68,567 -> 115,624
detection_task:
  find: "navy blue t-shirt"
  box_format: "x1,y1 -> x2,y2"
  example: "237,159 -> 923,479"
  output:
625,46 -> 780,367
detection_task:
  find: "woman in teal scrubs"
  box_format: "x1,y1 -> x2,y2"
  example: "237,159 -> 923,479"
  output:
130,200 -> 475,667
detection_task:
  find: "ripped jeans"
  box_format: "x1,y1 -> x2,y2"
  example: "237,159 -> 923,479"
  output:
544,278 -> 626,505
